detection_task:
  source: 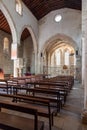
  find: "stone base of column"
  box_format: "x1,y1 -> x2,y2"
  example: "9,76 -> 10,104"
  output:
81,109 -> 87,124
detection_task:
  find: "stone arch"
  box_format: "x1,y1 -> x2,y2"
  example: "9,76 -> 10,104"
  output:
41,33 -> 78,54
0,1 -> 17,43
19,25 -> 38,74
0,1 -> 18,77
20,25 -> 38,54
40,33 -> 78,76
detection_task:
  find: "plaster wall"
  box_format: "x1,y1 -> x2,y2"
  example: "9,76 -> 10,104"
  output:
39,8 -> 81,53
1,0 -> 39,43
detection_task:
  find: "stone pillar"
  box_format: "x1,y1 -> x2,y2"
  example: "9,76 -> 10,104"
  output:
82,0 -> 87,111
81,37 -> 87,123
82,37 -> 85,86
11,43 -> 18,77
83,37 -> 87,108
37,52 -> 40,74
38,52 -> 43,74
34,51 -> 38,74
82,0 -> 87,109
31,51 -> 35,74
14,60 -> 18,77
61,49 -> 64,66
75,55 -> 81,82
54,53 -> 56,66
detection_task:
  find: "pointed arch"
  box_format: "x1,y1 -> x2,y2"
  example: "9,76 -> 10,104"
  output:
20,25 -> 38,54
0,1 -> 17,44
41,33 -> 78,54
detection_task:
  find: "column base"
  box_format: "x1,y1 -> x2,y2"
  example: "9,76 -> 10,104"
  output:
81,109 -> 87,124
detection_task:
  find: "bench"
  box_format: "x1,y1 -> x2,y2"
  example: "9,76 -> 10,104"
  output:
0,93 -> 55,130
0,79 -> 12,94
0,99 -> 44,130
34,84 -> 68,105
12,86 -> 62,112
26,80 -> 69,95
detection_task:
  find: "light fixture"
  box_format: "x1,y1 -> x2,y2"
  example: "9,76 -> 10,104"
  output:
55,14 -> 62,22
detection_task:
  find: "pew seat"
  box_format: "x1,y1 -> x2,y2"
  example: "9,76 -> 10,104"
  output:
0,100 -> 44,130
0,112 -> 44,130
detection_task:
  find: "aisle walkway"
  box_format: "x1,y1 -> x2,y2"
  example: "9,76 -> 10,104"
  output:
51,81 -> 87,130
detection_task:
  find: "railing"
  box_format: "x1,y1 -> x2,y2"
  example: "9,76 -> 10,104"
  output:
43,65 -> 76,77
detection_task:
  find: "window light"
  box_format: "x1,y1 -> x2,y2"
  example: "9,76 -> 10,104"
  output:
16,0 -> 22,15
55,15 -> 62,22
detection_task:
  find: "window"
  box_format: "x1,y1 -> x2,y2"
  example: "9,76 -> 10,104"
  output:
16,0 -> 22,15
3,37 -> 9,54
54,14 -> 62,22
65,51 -> 69,65
74,55 -> 76,65
56,50 -> 61,65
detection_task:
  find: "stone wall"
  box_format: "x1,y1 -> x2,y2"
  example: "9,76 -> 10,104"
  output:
23,36 -> 34,74
39,8 -> 81,53
0,30 -> 13,75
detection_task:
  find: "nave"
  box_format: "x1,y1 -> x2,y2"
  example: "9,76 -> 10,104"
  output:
0,80 -> 87,130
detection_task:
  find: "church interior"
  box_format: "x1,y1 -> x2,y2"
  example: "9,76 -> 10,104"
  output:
0,0 -> 87,130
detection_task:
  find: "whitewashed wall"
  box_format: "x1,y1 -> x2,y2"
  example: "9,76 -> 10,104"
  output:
1,0 -> 39,44
39,8 -> 81,53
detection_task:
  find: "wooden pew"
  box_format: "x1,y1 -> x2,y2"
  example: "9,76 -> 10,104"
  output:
34,83 -> 68,105
0,93 -> 55,130
0,100 -> 44,130
7,78 -> 68,105
25,81 -> 67,105
0,79 -> 12,94
12,86 -> 62,111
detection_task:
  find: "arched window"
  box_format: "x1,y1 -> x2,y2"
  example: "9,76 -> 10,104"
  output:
3,37 -> 9,54
65,50 -> 69,65
56,50 -> 61,65
74,55 -> 76,65
16,0 -> 22,15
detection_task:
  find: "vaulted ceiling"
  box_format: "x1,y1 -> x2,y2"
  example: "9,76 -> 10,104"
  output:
0,0 -> 81,41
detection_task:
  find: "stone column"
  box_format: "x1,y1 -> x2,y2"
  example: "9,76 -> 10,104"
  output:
34,51 -> 38,74
11,43 -> 18,77
80,1 -> 87,122
83,37 -> 87,109
82,37 -> 85,86
61,49 -> 64,66
82,0 -> 87,113
38,52 -> 43,74
81,37 -> 87,123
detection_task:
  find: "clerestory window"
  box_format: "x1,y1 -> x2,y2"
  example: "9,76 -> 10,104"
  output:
16,0 -> 22,15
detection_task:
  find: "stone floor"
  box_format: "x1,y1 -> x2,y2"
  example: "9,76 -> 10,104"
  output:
1,81 -> 87,130
49,81 -> 87,130
37,81 -> 87,130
